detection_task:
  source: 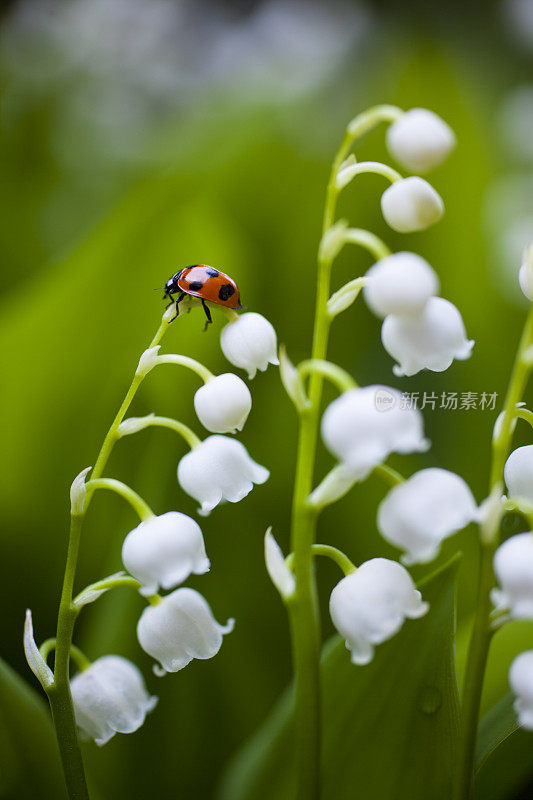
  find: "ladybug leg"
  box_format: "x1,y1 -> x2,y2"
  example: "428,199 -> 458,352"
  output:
201,299 -> 212,332
164,293 -> 174,309
168,292 -> 186,323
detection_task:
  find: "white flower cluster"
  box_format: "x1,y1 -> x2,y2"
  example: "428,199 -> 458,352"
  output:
57,312 -> 279,747
491,446 -> 533,729
363,252 -> 474,376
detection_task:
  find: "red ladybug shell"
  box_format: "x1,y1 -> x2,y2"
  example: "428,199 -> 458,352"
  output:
177,265 -> 242,309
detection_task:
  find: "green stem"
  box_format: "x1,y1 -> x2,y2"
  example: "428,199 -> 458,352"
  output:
287,104 -> 400,800
86,478 -> 154,521
455,300 -> 533,800
120,414 -> 201,450
338,160 -> 402,186
40,640 -> 92,673
48,513 -> 89,800
311,544 -> 356,575
51,315 -> 171,799
298,359 -> 357,393
155,353 -> 214,384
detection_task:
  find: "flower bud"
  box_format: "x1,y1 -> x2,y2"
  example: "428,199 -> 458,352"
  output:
321,386 -> 429,481
137,588 -> 234,675
386,109 -> 456,173
70,467 -> 91,515
23,610 -> 54,689
363,252 -> 439,318
491,532 -> 533,618
121,512 -> 210,596
381,297 -> 474,377
329,558 -> 429,665
264,529 -> 295,600
70,656 -> 157,745
509,651 -> 533,730
193,373 -> 251,434
505,445 -> 533,504
177,435 -> 269,516
136,345 -> 161,377
381,177 -> 444,233
220,312 -> 279,379
377,469 -> 477,564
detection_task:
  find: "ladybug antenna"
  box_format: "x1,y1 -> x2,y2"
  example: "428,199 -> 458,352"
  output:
153,286 -> 166,290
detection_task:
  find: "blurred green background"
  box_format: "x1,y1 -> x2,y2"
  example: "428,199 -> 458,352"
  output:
3,0 -> 533,798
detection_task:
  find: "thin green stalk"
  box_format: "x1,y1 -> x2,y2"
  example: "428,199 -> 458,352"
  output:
86,478 -> 154,520
50,315 -> 171,799
287,105 -> 399,800
455,301 -> 533,800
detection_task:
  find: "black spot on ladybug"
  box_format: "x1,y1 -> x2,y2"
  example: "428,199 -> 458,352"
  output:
218,284 -> 235,301
188,281 -> 204,291
206,268 -> 219,277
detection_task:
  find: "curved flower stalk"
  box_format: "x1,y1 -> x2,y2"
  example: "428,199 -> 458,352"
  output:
23,296 -> 263,799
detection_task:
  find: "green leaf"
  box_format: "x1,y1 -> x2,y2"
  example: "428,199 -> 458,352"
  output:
218,557 -> 460,800
0,658 -> 66,800
474,693 -> 533,800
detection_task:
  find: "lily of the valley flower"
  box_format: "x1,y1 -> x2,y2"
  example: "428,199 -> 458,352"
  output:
363,252 -> 439,318
329,558 -> 429,665
70,656 -> 157,746
137,588 -> 234,675
177,435 -> 269,516
321,386 -> 429,481
519,244 -> 533,302
505,445 -> 533,504
193,373 -> 252,434
381,297 -> 474,377
386,108 -> 456,173
381,177 -> 444,233
491,532 -> 533,618
220,312 -> 279,379
121,512 -> 210,596
377,468 -> 478,564
509,651 -> 533,730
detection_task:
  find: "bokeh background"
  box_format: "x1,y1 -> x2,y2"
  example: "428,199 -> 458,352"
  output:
3,0 -> 533,798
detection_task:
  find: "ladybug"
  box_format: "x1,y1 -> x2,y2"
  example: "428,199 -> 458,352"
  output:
161,265 -> 244,327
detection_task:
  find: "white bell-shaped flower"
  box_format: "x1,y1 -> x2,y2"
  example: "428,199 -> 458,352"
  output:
137,588 -> 234,675
505,445 -> 533,504
329,558 -> 429,665
386,108 -> 456,173
519,263 -> 533,301
509,651 -> 533,730
220,312 -> 279,379
363,252 -> 439,318
491,532 -> 533,618
70,656 -> 157,746
381,177 -> 444,233
377,468 -> 477,565
381,297 -> 474,377
193,373 -> 251,433
177,435 -> 269,516
121,512 -> 210,596
321,386 -> 429,481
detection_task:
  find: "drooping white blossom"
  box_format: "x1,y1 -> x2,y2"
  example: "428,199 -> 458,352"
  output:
509,650 -> 533,730
505,445 -> 533,504
137,588 -> 234,675
220,312 -> 279,379
321,386 -> 429,481
177,435 -> 269,516
70,656 -> 157,746
264,529 -> 295,599
377,469 -> 478,564
381,297 -> 474,377
121,512 -> 210,596
519,244 -> 533,301
381,177 -> 444,233
329,558 -> 429,665
193,373 -> 252,434
386,108 -> 456,173
491,532 -> 533,618
363,252 -> 439,318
